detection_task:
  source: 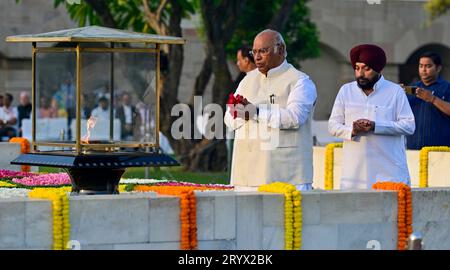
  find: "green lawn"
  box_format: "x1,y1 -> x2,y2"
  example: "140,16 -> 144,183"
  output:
39,166 -> 230,185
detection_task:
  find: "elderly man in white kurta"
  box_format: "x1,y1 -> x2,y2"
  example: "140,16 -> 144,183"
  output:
224,29 -> 317,191
328,44 -> 415,189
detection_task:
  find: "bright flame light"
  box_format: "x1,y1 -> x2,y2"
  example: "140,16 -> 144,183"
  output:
81,116 -> 98,144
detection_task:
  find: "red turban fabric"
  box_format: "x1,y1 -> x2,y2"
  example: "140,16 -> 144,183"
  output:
350,44 -> 386,73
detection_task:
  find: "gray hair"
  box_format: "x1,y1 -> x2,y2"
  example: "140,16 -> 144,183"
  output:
20,91 -> 30,98
257,29 -> 288,58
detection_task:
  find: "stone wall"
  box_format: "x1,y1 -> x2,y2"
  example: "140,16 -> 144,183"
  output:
0,0 -> 77,96
0,143 -> 22,172
0,142 -> 37,172
312,146 -> 450,190
1,188 -> 450,250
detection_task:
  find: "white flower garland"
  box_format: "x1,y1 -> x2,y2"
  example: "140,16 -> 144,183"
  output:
120,178 -> 169,184
0,188 -> 31,199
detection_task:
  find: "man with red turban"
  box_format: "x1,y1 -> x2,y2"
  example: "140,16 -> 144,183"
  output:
328,44 -> 415,189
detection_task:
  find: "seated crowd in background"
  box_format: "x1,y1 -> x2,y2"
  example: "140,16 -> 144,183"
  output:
38,96 -> 58,118
17,91 -> 32,137
0,93 -> 18,141
39,87 -> 145,141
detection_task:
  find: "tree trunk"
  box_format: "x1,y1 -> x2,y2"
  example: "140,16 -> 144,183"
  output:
78,0 -> 250,172
173,0 -> 298,171
186,138 -> 228,171
189,53 -> 212,107
84,0 -> 116,28
82,0 -> 196,168
181,0 -> 245,172
267,0 -> 299,31
232,72 -> 246,90
158,0 -> 197,167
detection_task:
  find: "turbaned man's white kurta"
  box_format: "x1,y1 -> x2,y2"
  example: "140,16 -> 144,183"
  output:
328,76 -> 415,189
225,61 -> 317,187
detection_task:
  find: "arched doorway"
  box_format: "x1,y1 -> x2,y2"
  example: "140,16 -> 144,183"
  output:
399,43 -> 450,85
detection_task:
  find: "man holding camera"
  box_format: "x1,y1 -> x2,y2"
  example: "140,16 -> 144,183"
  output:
406,52 -> 450,150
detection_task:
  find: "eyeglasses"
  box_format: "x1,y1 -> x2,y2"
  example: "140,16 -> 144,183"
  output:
249,43 -> 280,57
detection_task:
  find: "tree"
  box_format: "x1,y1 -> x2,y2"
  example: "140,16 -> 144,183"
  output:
227,0 -> 319,65
191,0 -> 319,107
53,0 -> 200,168
425,0 -> 450,21
182,0 -> 245,171
185,0 -> 319,171
52,0 -> 319,172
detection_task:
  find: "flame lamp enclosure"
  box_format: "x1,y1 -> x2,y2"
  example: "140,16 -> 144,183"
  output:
7,26 -> 185,194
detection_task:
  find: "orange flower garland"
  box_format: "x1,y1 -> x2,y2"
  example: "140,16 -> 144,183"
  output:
9,137 -> 31,172
133,185 -> 231,250
372,182 -> 413,250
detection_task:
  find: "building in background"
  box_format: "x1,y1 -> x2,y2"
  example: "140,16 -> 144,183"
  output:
301,0 -> 450,120
1,0 -> 450,122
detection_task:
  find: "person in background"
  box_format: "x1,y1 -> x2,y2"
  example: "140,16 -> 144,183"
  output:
90,96 -> 110,120
17,91 -> 32,136
236,44 -> 257,74
0,93 -> 18,140
82,94 -> 92,120
406,51 -> 450,149
116,92 -> 141,141
53,74 -> 76,139
39,96 -> 58,118
226,45 -> 258,182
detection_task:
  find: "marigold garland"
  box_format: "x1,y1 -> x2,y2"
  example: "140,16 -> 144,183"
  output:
258,182 -> 302,250
118,184 -> 128,193
372,182 -> 413,250
0,181 -> 17,188
9,137 -> 31,172
133,185 -> 229,250
28,188 -> 70,250
324,143 -> 342,190
419,146 -> 450,188
2,178 -> 232,250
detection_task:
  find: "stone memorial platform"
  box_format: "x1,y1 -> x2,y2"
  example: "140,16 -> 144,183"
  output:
1,188 -> 449,250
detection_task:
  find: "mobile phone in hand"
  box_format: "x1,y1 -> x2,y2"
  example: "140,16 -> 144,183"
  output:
402,85 -> 418,95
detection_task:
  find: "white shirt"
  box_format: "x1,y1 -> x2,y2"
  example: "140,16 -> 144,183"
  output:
225,60 -> 317,131
123,105 -> 132,124
91,106 -> 110,120
224,60 -> 317,187
0,106 -> 18,124
328,76 -> 415,189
